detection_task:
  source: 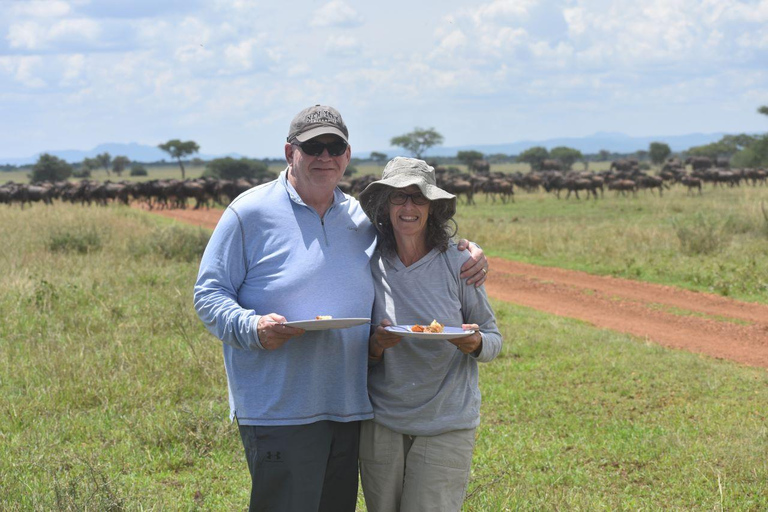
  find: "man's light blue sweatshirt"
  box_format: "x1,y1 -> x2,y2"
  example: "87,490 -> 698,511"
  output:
194,170 -> 377,426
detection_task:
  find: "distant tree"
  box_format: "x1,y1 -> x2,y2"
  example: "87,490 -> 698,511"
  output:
649,142 -> 672,166
370,151 -> 387,164
516,146 -> 549,171
598,149 -> 611,162
344,164 -> 358,177
634,150 -> 649,161
688,141 -> 732,160
130,164 -> 148,177
112,155 -> 130,177
456,150 -> 485,169
158,139 -> 200,180
549,146 -> 583,170
30,153 -> 72,182
390,127 -> 444,159
95,152 -> 111,176
82,157 -> 99,173
720,134 -> 758,152
204,157 -> 273,181
486,153 -> 510,164
758,105 -> 768,117
75,157 -> 98,178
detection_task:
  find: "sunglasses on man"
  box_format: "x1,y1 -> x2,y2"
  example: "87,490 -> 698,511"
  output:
293,139 -> 348,157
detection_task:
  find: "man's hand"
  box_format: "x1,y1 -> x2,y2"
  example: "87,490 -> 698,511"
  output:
257,313 -> 305,350
457,239 -> 489,287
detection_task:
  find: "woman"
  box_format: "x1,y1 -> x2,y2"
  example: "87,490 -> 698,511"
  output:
357,157 -> 502,512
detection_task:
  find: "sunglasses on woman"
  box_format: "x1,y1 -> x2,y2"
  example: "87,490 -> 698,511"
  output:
388,190 -> 430,205
293,139 -> 348,157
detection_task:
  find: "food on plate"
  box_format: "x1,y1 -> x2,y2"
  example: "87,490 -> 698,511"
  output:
411,320 -> 444,333
315,315 -> 333,320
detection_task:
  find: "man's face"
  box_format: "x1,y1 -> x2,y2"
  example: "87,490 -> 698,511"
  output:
285,134 -> 351,194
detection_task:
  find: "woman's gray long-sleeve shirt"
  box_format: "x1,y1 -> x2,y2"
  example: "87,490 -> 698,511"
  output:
368,242 -> 502,436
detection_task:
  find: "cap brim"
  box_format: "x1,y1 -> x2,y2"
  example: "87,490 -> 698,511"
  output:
294,127 -> 348,143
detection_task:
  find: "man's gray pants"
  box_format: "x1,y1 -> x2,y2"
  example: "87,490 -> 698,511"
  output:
238,420 -> 360,512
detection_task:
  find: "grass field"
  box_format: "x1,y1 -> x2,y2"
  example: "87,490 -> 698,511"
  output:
1,192 -> 767,510
455,185 -> 768,304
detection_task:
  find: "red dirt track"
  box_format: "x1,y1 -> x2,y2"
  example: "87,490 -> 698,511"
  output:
141,205 -> 768,369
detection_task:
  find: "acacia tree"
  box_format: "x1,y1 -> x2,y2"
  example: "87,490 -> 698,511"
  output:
30,154 -> 72,182
96,152 -> 111,176
370,151 -> 388,164
516,146 -> 549,171
649,142 -> 672,166
390,127 -> 443,159
112,155 -> 130,177
77,157 -> 99,178
549,146 -> 583,171
158,139 -> 200,180
456,150 -> 484,168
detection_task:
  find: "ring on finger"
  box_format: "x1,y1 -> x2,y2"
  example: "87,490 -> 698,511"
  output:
481,268 -> 488,276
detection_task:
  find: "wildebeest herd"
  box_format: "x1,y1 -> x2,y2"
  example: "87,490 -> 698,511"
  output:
1,157 -> 766,209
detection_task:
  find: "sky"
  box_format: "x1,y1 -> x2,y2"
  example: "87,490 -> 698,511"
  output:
1,0 -> 767,161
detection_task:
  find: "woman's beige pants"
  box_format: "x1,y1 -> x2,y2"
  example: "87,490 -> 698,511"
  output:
359,420 -> 476,512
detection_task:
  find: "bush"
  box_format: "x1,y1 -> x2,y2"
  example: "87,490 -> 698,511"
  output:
47,227 -> 103,254
130,165 -> 148,176
129,225 -> 210,262
203,157 -> 274,180
31,154 -> 73,182
673,213 -> 731,256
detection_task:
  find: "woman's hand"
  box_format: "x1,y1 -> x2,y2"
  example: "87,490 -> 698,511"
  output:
456,240 -> 489,287
369,319 -> 402,359
449,323 -> 482,355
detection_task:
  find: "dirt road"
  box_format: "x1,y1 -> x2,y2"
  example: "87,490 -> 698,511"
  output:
143,205 -> 768,369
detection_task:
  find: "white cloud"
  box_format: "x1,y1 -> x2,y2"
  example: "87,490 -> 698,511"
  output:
325,35 -> 360,57
437,30 -> 467,53
10,0 -> 71,18
224,38 -> 265,71
7,18 -> 101,51
14,56 -> 47,88
470,0 -> 537,25
61,53 -> 86,84
310,1 -> 364,28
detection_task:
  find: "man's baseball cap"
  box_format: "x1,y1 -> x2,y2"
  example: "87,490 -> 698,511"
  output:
287,105 -> 349,143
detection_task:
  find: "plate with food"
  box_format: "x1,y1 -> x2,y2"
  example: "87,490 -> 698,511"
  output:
384,320 -> 475,340
281,316 -> 370,331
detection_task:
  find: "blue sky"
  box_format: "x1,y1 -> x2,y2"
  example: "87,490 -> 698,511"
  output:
1,0 -> 767,160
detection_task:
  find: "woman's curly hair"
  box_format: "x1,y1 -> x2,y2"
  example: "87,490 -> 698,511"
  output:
366,187 -> 457,256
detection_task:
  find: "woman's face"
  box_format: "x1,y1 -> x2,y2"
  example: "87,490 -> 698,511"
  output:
388,185 -> 430,239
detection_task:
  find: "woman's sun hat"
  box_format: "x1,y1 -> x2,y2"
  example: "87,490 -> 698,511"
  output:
358,157 -> 456,219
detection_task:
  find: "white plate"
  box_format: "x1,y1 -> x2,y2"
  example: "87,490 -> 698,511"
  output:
281,318 -> 370,331
384,325 -> 475,340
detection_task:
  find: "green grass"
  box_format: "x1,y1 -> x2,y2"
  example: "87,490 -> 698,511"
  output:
455,184 -> 768,303
1,201 -> 767,510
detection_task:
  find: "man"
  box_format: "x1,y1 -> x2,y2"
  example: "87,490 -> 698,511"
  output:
193,105 -> 488,511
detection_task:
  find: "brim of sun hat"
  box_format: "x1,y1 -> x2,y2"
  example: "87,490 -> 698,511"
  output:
359,175 -> 456,221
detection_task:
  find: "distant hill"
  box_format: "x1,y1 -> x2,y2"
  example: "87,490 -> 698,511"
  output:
0,132 -> 728,166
